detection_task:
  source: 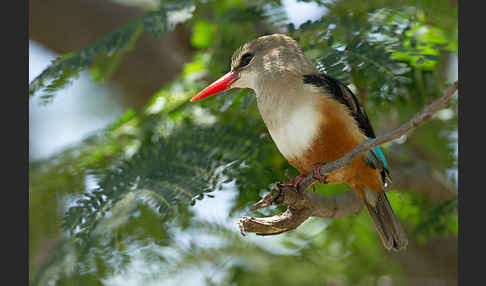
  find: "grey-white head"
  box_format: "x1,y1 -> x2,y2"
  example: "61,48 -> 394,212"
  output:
190,34 -> 317,102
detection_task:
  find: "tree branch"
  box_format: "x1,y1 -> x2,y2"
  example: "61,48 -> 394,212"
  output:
238,81 -> 458,235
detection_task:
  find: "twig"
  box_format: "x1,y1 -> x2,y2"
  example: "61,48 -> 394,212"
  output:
238,81 -> 458,235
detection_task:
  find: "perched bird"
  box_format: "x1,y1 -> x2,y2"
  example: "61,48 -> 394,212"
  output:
190,34 -> 407,251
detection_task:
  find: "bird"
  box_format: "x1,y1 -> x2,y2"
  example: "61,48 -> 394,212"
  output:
190,34 -> 407,251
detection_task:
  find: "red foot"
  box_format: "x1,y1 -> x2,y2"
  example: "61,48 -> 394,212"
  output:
277,174 -> 306,190
312,162 -> 328,184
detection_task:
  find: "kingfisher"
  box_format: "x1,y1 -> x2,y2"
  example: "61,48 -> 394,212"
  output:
190,34 -> 407,251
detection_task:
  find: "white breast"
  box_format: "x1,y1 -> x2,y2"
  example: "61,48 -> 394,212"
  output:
254,72 -> 325,161
267,103 -> 322,160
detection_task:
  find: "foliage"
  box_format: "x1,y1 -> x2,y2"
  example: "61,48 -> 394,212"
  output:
63,121 -> 265,249
29,0 -> 458,285
29,0 -> 194,104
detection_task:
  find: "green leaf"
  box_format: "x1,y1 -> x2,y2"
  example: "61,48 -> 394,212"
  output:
29,2 -> 195,104
191,21 -> 215,49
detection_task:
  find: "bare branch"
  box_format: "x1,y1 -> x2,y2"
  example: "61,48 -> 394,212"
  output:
238,81 -> 458,235
238,184 -> 364,235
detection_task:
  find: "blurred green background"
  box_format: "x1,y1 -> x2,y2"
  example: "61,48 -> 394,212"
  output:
29,0 -> 458,285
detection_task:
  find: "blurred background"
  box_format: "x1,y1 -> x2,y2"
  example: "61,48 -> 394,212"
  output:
29,0 -> 458,285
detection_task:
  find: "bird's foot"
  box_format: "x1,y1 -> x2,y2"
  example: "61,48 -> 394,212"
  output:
277,174 -> 306,191
312,162 -> 328,184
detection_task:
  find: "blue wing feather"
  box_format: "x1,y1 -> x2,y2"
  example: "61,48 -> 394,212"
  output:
371,144 -> 389,171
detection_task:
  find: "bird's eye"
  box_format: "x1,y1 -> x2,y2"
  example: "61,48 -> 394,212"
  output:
239,53 -> 254,67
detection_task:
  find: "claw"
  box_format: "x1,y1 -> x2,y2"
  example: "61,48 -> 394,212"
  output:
277,174 -> 306,190
312,162 -> 328,184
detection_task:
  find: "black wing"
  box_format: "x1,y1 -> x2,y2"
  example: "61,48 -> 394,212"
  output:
303,73 -> 391,186
303,74 -> 375,138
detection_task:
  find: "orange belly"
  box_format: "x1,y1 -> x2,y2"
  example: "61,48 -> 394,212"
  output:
285,96 -> 383,195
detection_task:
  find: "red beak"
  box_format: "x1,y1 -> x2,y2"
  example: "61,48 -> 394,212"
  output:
190,71 -> 239,102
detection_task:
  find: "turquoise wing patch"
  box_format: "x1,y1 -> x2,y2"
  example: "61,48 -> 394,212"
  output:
372,145 -> 389,170
365,137 -> 389,171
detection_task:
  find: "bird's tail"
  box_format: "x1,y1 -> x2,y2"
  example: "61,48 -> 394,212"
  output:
363,190 -> 408,251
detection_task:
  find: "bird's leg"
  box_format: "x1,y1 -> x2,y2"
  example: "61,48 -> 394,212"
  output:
312,162 -> 328,184
277,174 -> 306,190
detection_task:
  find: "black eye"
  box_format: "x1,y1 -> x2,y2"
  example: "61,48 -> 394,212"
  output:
239,53 -> 253,67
